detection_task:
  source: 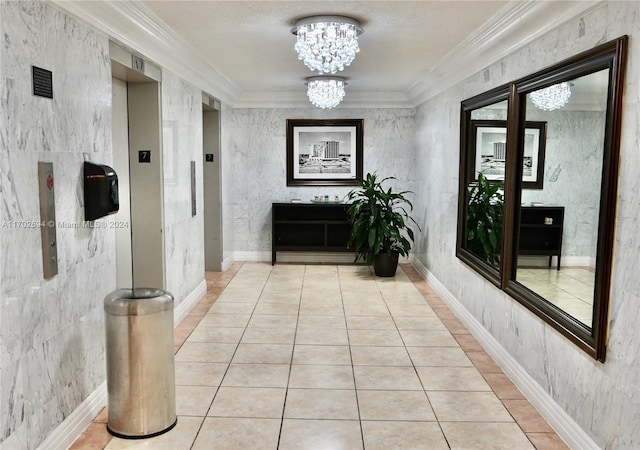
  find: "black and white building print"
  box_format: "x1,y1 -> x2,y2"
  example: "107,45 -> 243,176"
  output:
297,131 -> 353,175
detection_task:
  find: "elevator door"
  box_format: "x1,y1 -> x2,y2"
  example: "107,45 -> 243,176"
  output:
111,70 -> 165,289
203,106 -> 222,271
111,77 -> 133,287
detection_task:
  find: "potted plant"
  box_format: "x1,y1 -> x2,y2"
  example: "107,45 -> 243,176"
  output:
346,172 -> 420,277
466,172 -> 504,267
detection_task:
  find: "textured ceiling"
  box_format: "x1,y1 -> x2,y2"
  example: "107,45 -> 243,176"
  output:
142,1 -> 508,101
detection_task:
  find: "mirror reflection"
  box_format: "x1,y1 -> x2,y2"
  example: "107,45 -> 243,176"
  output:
466,100 -> 508,269
516,69 -> 610,328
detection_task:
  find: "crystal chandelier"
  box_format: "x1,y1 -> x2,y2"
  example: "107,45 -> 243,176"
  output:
530,82 -> 572,111
306,76 -> 346,109
292,16 -> 363,74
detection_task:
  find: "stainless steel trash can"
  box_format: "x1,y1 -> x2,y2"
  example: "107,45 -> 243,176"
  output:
104,288 -> 177,439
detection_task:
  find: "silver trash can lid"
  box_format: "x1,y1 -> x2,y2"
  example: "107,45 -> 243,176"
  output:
104,288 -> 174,315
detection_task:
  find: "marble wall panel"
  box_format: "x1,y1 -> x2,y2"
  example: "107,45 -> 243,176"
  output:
0,1 -> 114,448
1,1 -> 638,449
161,70 -> 205,303
221,108 -> 416,254
219,104 -> 234,265
413,2 -> 640,446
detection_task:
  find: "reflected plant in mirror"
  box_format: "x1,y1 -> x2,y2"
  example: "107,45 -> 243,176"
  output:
466,173 -> 504,268
515,69 -> 610,329
457,95 -> 509,285
456,36 -> 627,361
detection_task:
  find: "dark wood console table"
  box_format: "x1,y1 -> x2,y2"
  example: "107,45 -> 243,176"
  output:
272,202 -> 352,265
518,206 -> 564,270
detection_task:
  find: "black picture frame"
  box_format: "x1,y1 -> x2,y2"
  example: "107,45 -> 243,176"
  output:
471,120 -> 547,189
286,119 -> 364,186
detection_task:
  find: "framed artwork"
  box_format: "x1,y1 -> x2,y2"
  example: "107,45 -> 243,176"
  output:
471,120 -> 547,189
286,119 -> 363,186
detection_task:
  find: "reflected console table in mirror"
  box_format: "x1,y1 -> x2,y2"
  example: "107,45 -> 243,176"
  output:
518,206 -> 564,270
456,36 -> 627,361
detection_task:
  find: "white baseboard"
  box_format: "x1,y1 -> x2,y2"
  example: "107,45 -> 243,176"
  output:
234,251 -> 271,262
36,281 -> 207,450
232,251 -> 410,265
174,279 -> 207,325
518,255 -> 595,269
221,255 -> 234,272
37,382 -> 107,450
276,251 -> 355,264
234,250 -> 358,265
410,258 -> 598,450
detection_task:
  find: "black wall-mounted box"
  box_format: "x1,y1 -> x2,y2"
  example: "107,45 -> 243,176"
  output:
84,162 -> 119,221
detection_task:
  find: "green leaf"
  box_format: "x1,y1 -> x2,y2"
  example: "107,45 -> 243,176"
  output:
346,172 -> 420,263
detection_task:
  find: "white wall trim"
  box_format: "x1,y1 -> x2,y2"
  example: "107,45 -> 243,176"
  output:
276,252 -> 356,264
406,1 -> 603,106
235,250 -> 374,265
174,279 -> 207,325
518,255 -> 596,269
36,382 -> 107,450
233,252 -> 410,265
234,251 -> 271,262
50,0 -> 240,106
221,255 -> 234,272
410,258 -> 599,450
232,91 -> 414,109
36,279 -> 208,449
51,0 -> 601,109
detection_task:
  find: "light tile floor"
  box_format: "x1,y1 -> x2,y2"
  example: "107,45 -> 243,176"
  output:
71,262 -> 568,450
516,266 -> 595,327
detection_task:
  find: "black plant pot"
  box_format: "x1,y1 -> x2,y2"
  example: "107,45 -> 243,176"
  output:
373,252 -> 399,277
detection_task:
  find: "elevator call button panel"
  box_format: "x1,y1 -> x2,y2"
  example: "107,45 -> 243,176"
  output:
38,161 -> 58,279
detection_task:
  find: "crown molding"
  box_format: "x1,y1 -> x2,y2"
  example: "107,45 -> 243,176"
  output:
233,90 -> 413,109
407,0 -> 604,107
51,0 -> 602,109
50,0 -> 241,105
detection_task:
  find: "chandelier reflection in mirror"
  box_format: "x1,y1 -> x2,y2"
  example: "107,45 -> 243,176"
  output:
292,16 -> 363,74
306,76 -> 346,109
530,82 -> 572,111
